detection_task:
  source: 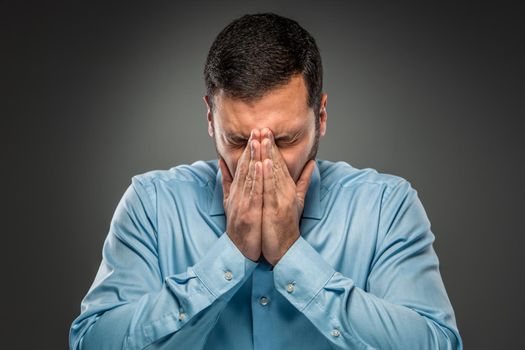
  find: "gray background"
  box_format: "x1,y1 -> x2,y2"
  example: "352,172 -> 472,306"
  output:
3,1 -> 524,348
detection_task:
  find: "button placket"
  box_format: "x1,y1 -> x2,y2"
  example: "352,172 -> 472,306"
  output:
178,308 -> 186,321
259,296 -> 269,306
251,262 -> 274,350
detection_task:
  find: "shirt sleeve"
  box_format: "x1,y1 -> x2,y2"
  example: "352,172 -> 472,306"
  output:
69,176 -> 258,350
273,180 -> 463,349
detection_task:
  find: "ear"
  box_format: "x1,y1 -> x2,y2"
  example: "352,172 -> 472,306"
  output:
319,93 -> 328,137
203,95 -> 214,137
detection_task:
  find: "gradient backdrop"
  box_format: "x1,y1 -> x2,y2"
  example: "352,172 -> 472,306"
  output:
3,1 -> 524,348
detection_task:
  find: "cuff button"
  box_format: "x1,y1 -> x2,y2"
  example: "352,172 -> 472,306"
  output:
224,271 -> 233,281
330,329 -> 341,337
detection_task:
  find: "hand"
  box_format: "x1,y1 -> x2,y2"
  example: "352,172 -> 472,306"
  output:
260,129 -> 316,266
218,129 -> 263,262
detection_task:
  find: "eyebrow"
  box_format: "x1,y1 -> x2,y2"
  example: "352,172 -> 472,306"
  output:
225,129 -> 302,143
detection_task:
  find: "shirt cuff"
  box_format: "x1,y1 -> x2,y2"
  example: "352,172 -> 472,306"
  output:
273,236 -> 336,311
193,232 -> 258,300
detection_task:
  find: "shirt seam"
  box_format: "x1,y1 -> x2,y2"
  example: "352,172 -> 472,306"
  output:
300,270 -> 337,313
194,267 -> 219,299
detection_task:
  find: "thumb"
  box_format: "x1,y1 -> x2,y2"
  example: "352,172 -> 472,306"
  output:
218,158 -> 233,199
296,160 -> 316,206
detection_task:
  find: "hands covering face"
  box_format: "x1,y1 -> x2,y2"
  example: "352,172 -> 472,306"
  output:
218,128 -> 316,266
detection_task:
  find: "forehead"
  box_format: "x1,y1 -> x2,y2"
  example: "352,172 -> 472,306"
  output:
213,75 -> 312,136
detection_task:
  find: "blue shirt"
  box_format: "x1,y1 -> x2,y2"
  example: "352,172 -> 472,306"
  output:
70,159 -> 462,349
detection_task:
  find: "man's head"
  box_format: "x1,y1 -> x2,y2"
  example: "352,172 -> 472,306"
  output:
203,13 -> 327,183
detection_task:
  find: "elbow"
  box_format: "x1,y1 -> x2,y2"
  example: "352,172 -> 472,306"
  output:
425,319 -> 463,350
69,317 -> 94,350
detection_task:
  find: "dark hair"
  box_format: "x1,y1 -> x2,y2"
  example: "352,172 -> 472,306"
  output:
204,13 -> 323,121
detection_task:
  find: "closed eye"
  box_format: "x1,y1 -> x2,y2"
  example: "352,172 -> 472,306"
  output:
227,141 -> 247,148
276,138 -> 298,147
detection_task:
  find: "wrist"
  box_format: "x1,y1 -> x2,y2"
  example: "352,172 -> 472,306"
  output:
268,234 -> 300,266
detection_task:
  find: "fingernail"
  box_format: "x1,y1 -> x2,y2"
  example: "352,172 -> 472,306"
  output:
250,140 -> 254,158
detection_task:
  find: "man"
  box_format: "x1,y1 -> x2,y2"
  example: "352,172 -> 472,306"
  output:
70,13 -> 462,349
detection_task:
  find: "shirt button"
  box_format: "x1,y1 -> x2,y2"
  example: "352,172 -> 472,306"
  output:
178,312 -> 186,321
330,329 -> 341,337
224,271 -> 233,281
286,282 -> 295,293
259,296 -> 269,306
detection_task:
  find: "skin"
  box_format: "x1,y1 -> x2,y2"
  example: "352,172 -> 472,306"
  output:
203,74 -> 328,265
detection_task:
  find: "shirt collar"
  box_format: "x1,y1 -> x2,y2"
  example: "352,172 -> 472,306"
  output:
209,159 -> 322,220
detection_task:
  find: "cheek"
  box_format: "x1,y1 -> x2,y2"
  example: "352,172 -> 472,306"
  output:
280,149 -> 304,181
278,136 -> 314,181
228,150 -> 244,176
215,139 -> 244,176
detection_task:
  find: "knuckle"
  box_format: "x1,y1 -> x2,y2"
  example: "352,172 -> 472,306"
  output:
238,214 -> 252,227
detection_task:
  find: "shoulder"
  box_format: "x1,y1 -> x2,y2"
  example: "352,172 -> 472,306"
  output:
317,159 -> 409,195
127,160 -> 218,205
317,159 -> 425,233
131,159 -> 218,188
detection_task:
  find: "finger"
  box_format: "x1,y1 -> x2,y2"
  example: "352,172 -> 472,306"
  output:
296,159 -> 316,206
263,159 -> 277,208
253,135 -> 261,162
218,158 -> 233,199
267,130 -> 291,179
260,127 -> 271,160
252,128 -> 261,143
261,137 -> 271,161
235,129 -> 257,182
243,139 -> 260,195
250,161 -> 263,206
260,127 -> 270,145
